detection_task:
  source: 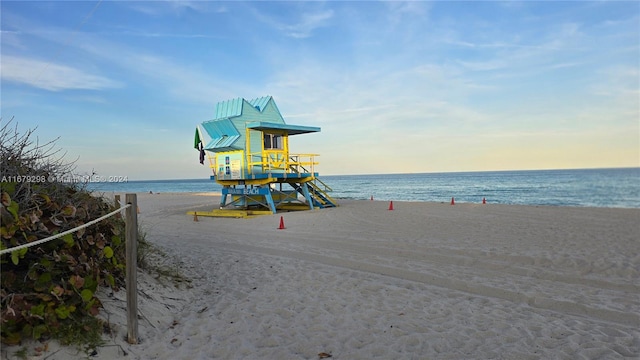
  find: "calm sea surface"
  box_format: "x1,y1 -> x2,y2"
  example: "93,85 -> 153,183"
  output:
87,168 -> 640,208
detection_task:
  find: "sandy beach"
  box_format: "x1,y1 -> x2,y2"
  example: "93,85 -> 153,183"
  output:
2,192 -> 639,359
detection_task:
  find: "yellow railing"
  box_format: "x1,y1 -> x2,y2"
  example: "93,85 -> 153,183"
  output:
207,153 -> 217,176
246,152 -> 319,175
206,151 -> 319,177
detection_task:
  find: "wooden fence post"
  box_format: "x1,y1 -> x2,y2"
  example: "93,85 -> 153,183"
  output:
125,193 -> 138,344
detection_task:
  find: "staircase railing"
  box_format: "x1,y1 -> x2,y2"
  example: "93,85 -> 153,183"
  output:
244,152 -> 319,175
305,181 -> 337,208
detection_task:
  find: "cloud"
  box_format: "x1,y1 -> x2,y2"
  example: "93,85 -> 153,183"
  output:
287,9 -> 334,38
127,1 -> 212,17
95,29 -> 226,39
1,14 -> 243,105
251,7 -> 334,39
456,59 -> 508,72
0,30 -> 26,50
385,1 -> 431,24
1,55 -> 122,91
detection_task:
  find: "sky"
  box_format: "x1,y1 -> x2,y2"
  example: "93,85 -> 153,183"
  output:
1,1 -> 639,180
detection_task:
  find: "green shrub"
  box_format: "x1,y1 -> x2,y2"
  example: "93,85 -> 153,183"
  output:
1,119 -> 126,349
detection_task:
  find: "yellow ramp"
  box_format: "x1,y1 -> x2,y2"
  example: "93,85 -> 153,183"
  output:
187,209 -> 273,218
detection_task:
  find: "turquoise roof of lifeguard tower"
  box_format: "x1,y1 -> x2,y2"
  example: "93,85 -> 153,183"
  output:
196,96 -> 319,152
213,96 -> 272,120
246,121 -> 319,135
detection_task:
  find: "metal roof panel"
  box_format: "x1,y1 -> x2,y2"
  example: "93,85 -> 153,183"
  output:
248,96 -> 272,112
201,119 -> 242,150
213,98 -> 243,120
246,121 -> 320,135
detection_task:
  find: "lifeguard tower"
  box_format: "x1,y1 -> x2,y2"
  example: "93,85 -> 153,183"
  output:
193,96 -> 336,216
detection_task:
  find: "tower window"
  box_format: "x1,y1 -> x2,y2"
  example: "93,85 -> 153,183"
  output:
263,134 -> 282,149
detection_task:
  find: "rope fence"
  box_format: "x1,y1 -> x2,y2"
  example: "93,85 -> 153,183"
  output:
0,204 -> 131,256
0,193 -> 139,344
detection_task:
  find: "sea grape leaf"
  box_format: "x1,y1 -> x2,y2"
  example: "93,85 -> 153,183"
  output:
61,233 -> 74,247
51,286 -> 64,299
96,234 -> 106,249
80,289 -> 93,302
1,226 -> 13,239
7,201 -> 19,219
35,272 -> 52,292
40,258 -> 52,270
76,206 -> 88,219
60,205 -> 76,217
10,247 -> 27,265
25,234 -> 37,242
22,324 -> 33,338
87,298 -> 102,316
11,251 -> 19,265
0,182 -> 16,196
83,276 -> 97,292
69,275 -> 84,289
1,191 -> 11,206
54,305 -> 75,319
30,303 -> 45,317
106,274 -> 115,288
103,246 -> 113,259
33,324 -> 48,340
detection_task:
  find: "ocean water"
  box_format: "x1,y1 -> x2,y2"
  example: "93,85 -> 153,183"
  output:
87,168 -> 640,208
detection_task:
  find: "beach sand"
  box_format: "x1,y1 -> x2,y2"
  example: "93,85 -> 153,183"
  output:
2,193 -> 639,359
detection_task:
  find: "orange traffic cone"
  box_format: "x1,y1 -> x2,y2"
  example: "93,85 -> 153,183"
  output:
278,216 -> 286,230
193,211 -> 198,222
482,197 -> 486,204
388,201 -> 394,210
450,197 -> 455,205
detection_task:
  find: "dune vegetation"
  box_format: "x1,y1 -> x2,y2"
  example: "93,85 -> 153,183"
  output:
1,119 -> 128,353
